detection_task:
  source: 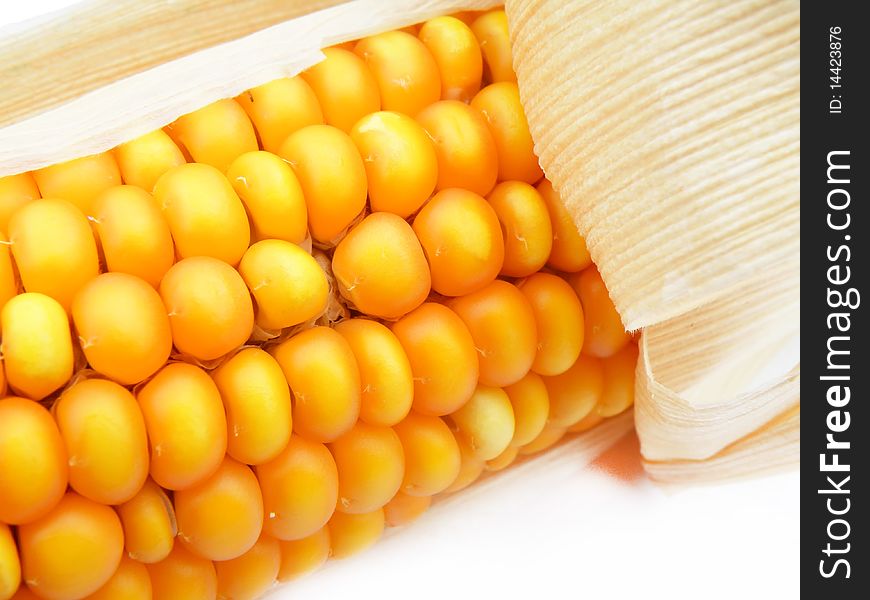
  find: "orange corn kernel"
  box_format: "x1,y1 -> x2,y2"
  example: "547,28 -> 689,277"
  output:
412,187 -> 504,297
332,212 -> 431,320
137,363 -> 228,491
0,397 -> 68,525
236,77 -> 324,153
354,31 -> 440,116
257,436 -> 339,542
54,379 -> 149,505
18,493 -> 123,600
277,528 -> 330,582
271,327 -> 361,443
391,303 -> 479,416
394,412 -> 461,496
33,153 -> 121,216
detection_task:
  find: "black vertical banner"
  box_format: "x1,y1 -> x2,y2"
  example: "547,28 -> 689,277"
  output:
802,1 -> 868,596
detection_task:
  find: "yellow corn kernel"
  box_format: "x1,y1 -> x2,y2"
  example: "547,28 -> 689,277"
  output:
54,379 -> 149,505
487,181 -> 553,277
503,371 -> 549,447
278,124 -> 367,243
537,178 -> 592,272
332,212 -> 431,320
569,267 -> 631,358
355,31 -> 441,116
413,188 -> 504,297
146,544 -> 217,600
84,555 -> 152,600
334,318 -> 413,427
518,424 -> 567,456
7,198 -> 99,312
0,397 -> 67,526
169,99 -> 258,172
486,445 -> 519,472
0,360 -> 5,398
72,273 -> 172,385
0,172 -> 39,233
471,82 -> 542,184
327,508 -> 384,560
137,363 -> 228,491
153,162 -> 250,266
301,47 -> 380,132
447,280 -> 538,387
329,421 -> 405,514
18,492 -> 123,600
416,100 -> 498,196
236,77 -> 324,153
543,354 -> 604,428
449,384 -> 515,461
212,348 -> 293,466
175,457 -> 264,561
598,343 -> 639,417
33,152 -> 121,216
471,9 -> 516,84
350,111 -> 438,217
0,239 -> 17,316
114,129 -> 186,193
442,437 -> 485,493
391,303 -> 479,416
567,409 -> 604,433
257,436 -> 338,541
271,327 -> 361,443
0,523 -> 20,600
226,151 -> 308,244
215,535 -> 280,600
238,240 -> 327,331
419,16 -> 483,101
116,479 -> 176,564
384,492 -> 431,527
394,412 -> 461,496
1,293 -> 73,401
91,185 -> 175,288
159,256 -> 254,361
277,528 -> 330,582
517,272 -> 585,376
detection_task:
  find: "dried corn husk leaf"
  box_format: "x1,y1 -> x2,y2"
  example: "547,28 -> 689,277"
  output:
644,405 -> 799,484
507,0 -> 799,480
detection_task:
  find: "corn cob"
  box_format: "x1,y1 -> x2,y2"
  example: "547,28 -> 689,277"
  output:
0,8 -> 638,600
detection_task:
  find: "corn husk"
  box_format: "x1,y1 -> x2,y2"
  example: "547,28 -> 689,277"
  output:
507,0 -> 799,481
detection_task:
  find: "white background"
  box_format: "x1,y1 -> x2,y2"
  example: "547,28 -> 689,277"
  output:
1,2 -> 800,599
